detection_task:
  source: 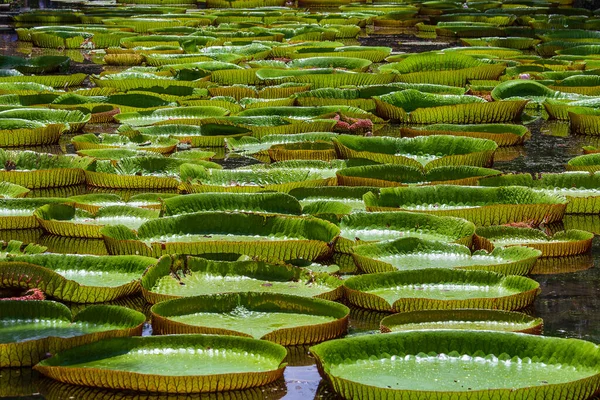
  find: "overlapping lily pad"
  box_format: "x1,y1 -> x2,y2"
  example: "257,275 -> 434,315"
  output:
364,185 -> 567,225
151,292 -> 349,345
0,301 -> 144,367
332,135 -> 498,170
336,211 -> 475,254
101,211 -> 339,261
34,203 -> 160,238
400,123 -> 530,146
336,165 -> 502,187
163,192 -> 302,216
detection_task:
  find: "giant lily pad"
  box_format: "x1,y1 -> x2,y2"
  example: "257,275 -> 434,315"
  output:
400,123 -> 530,147
163,192 -> 302,216
85,156 -> 220,190
373,89 -> 527,124
474,226 -> 593,257
141,255 -> 343,304
336,211 -> 475,254
151,292 -> 349,345
332,135 -> 497,170
129,123 -> 251,147
380,309 -> 543,334
34,203 -> 160,239
71,133 -> 179,154
336,165 -> 501,187
101,212 -> 339,261
343,268 -> 540,312
567,153 -> 600,173
289,186 -> 376,222
0,120 -> 66,147
364,185 -> 567,225
351,237 -> 541,275
0,198 -> 68,229
179,163 -> 336,193
0,150 -> 92,189
0,253 -> 157,303
310,330 -> 600,399
34,334 -> 287,393
0,301 -> 144,367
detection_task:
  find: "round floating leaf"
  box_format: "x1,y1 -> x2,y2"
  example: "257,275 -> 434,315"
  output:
34,203 -> 160,239
336,211 -> 475,254
400,123 -> 530,147
332,134 -> 497,170
141,255 -> 343,304
163,192 -> 302,216
474,226 -> 593,257
310,330 -> 600,399
364,185 -> 567,226
34,334 -> 287,393
0,301 -> 144,367
101,211 -> 339,261
351,237 -> 541,275
151,292 -> 349,345
0,254 -> 158,302
336,165 -> 501,187
343,268 -> 540,312
380,309 -> 543,334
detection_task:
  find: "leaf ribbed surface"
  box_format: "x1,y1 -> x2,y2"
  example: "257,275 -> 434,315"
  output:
34,334 -> 287,393
333,135 -> 497,170
343,268 -> 540,312
310,330 -> 600,399
474,226 -> 593,257
336,211 -> 475,253
151,292 -> 348,345
351,237 -> 541,275
0,253 -> 157,302
163,192 -> 302,216
364,185 -> 567,225
102,212 -> 339,261
380,309 -> 543,334
141,256 -> 343,304
0,301 -> 144,367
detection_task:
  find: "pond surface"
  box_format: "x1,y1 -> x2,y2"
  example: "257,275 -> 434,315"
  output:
2,6 -> 600,400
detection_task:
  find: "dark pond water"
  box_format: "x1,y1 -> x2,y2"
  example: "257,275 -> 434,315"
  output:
2,6 -> 600,400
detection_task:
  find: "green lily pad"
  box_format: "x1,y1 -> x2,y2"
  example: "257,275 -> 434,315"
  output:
151,292 -> 349,345
336,165 -> 502,187
474,226 -> 593,257
364,185 -> 567,226
141,255 -> 343,304
343,268 -> 540,312
380,309 -> 543,333
0,253 -> 158,302
101,212 -> 339,261
34,203 -> 160,238
351,237 -> 541,275
310,330 -> 600,399
0,301 -> 144,367
336,211 -> 475,254
163,192 -> 302,216
332,134 -> 497,170
34,334 -> 287,393
400,123 -> 530,147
